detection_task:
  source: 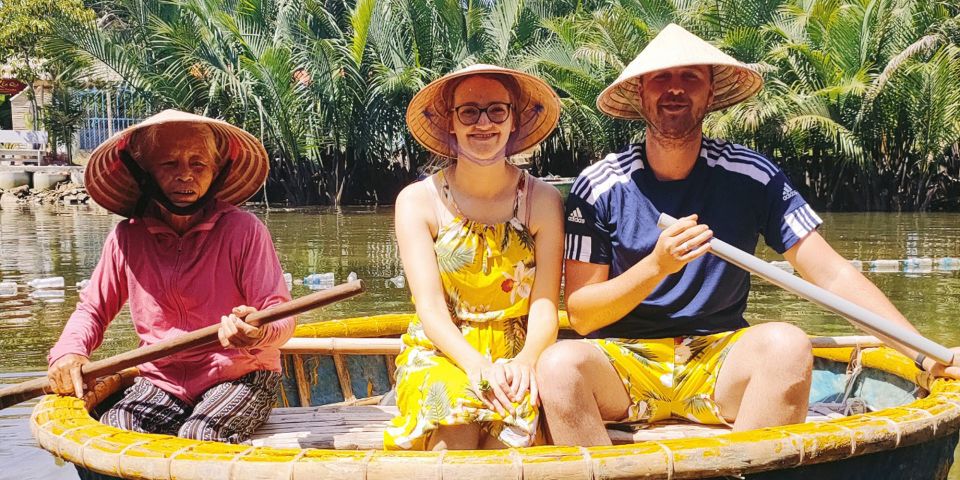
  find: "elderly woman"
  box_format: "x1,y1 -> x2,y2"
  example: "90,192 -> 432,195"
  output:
46,110 -> 293,447
384,65 -> 564,450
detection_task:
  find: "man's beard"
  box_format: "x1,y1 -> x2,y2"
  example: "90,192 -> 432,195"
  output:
641,96 -> 707,141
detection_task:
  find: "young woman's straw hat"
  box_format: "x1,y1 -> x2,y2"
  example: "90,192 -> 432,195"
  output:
406,64 -> 561,158
597,23 -> 763,120
85,109 -> 269,217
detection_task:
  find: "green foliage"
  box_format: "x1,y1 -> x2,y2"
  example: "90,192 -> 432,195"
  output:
44,0 -> 960,209
0,0 -> 93,149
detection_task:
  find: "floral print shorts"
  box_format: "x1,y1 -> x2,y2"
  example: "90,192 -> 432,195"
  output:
589,327 -> 750,425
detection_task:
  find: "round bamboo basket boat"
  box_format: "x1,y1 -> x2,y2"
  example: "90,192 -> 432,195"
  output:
31,313 -> 960,479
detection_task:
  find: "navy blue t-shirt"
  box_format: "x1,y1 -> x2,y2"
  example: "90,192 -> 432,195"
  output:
564,138 -> 821,339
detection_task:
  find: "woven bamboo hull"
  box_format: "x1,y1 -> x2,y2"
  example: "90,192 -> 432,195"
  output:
31,313 -> 960,479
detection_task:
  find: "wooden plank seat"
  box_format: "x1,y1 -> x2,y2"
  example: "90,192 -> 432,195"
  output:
249,404 -> 733,449
248,401 -> 858,450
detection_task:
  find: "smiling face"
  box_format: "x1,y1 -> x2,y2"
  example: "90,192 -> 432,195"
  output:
137,123 -> 221,208
638,65 -> 714,139
449,76 -> 516,165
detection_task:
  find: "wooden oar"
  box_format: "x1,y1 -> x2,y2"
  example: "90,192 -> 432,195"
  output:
657,213 -> 955,365
0,280 -> 364,410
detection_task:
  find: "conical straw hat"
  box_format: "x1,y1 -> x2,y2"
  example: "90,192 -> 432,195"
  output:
406,64 -> 561,158
597,23 -> 763,119
85,109 -> 269,217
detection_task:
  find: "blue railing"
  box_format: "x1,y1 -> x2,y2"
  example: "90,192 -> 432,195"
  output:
75,87 -> 151,150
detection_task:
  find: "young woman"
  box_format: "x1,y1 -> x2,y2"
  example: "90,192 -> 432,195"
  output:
385,65 -> 564,450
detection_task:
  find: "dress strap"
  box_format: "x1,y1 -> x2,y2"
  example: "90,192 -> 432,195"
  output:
431,171 -> 456,228
438,169 -> 466,220
523,172 -> 533,227
511,171 -> 527,221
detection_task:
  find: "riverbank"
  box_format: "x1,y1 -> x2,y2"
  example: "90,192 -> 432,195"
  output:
0,182 -> 91,207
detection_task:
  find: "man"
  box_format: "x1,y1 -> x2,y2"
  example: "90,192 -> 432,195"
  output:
536,24 -> 960,446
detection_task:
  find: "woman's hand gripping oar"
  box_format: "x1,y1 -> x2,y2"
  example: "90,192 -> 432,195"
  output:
0,280 -> 364,410
657,213 -> 959,374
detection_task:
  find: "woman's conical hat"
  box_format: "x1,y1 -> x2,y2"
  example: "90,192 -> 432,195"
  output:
85,109 -> 268,217
406,64 -> 561,158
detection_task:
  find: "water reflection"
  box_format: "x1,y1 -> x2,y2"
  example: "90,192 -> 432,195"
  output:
1,206 -> 959,479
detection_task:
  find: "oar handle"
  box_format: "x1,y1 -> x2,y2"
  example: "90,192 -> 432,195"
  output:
657,213 -> 954,365
0,280 -> 364,409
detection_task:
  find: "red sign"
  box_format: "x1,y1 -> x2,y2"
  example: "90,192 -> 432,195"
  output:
0,78 -> 27,95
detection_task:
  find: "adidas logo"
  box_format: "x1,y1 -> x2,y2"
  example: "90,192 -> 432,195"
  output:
567,208 -> 586,224
782,184 -> 798,201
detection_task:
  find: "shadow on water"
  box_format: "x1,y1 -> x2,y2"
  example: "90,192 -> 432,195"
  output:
1,205 -> 958,478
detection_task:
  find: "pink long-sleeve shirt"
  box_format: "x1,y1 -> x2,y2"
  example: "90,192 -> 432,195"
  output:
49,201 -> 294,404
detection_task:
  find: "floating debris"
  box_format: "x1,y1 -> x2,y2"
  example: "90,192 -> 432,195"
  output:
28,277 -> 65,289
386,274 -> 405,289
303,272 -> 335,290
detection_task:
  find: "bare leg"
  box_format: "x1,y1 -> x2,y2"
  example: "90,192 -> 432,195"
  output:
480,431 -> 507,449
714,323 -> 813,431
427,423 -> 482,450
536,341 -> 631,446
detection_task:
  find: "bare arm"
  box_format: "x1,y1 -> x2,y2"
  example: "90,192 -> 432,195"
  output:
504,180 -> 562,405
395,182 -> 489,374
785,231 -> 915,332
565,215 -> 712,335
786,231 -> 960,378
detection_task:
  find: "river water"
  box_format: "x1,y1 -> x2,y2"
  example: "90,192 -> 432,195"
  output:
1,205 -> 958,478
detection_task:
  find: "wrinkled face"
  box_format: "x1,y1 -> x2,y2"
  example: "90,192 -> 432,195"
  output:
638,65 -> 714,139
140,123 -> 220,208
450,76 -> 515,165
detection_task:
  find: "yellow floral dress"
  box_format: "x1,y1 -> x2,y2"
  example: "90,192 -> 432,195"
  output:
384,170 -> 539,450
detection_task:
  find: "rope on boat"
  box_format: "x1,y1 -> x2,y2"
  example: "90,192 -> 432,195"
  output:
360,449 -> 374,480
229,446 -> 256,479
782,429 -> 806,464
55,424 -> 95,459
651,441 -> 675,480
166,444 -> 195,480
79,432 -> 113,472
509,448 -> 523,480
116,440 -> 152,478
578,446 -> 595,480
876,414 -> 903,448
436,449 -> 446,479
284,448 -> 312,480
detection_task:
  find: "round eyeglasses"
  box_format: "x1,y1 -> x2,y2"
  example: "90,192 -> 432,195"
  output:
452,102 -> 512,125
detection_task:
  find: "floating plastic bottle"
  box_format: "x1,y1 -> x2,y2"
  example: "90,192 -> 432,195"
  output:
868,260 -> 900,272
938,257 -> 960,271
29,289 -> 65,300
28,276 -> 65,289
386,274 -> 406,289
75,279 -> 90,291
0,282 -> 16,297
848,260 -> 863,271
903,257 -> 933,273
283,272 -> 293,289
347,271 -> 359,283
304,272 -> 335,290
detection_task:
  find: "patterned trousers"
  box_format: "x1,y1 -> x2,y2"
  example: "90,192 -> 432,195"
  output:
77,370 -> 280,480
